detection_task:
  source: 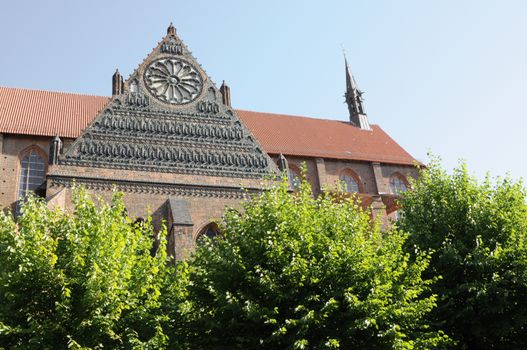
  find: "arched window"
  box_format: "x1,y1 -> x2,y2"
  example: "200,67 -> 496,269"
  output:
208,87 -> 216,101
130,80 -> 139,93
340,169 -> 361,193
288,166 -> 301,189
18,149 -> 46,200
390,173 -> 408,194
197,222 -> 221,243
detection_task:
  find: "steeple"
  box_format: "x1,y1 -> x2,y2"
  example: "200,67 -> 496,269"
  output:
344,53 -> 370,130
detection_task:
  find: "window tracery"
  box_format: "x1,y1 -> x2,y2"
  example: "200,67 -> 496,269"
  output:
389,173 -> 408,194
288,166 -> 301,189
18,149 -> 46,201
340,170 -> 361,193
197,223 -> 221,243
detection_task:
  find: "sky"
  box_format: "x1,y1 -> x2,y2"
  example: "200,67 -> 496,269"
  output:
1,0 -> 526,182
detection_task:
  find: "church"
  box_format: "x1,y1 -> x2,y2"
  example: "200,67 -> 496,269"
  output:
0,24 -> 418,259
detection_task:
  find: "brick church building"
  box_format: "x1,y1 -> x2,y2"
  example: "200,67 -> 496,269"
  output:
0,24 -> 418,259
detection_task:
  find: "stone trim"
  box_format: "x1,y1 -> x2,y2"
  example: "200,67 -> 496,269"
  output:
371,162 -> 388,194
48,175 -> 262,199
58,158 -> 271,179
315,158 -> 326,191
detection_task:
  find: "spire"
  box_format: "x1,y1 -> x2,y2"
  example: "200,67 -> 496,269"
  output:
343,51 -> 370,130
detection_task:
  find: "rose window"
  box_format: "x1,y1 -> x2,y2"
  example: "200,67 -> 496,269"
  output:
144,58 -> 203,104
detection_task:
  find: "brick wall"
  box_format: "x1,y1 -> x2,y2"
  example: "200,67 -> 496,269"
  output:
0,134 -> 52,211
269,154 -> 419,230
0,133 -> 420,258
270,154 -> 418,197
47,182 -> 249,260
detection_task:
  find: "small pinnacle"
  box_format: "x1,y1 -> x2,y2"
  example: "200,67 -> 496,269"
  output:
167,22 -> 176,35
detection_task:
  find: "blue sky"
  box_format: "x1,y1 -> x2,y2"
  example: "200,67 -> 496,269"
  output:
1,0 -> 526,181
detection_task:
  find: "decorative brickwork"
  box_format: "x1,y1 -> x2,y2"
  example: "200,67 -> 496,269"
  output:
48,175 -> 260,199
57,25 -> 276,181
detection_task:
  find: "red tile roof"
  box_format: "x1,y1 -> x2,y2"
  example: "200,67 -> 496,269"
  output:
237,110 -> 417,165
0,87 -> 417,165
0,87 -> 109,139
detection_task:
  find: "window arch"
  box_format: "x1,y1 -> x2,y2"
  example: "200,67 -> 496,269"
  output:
18,147 -> 47,201
208,87 -> 216,101
288,164 -> 301,189
196,222 -> 221,242
339,169 -> 362,193
389,173 -> 408,194
130,79 -> 139,93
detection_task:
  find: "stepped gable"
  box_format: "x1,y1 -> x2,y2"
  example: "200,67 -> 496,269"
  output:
58,24 -> 276,179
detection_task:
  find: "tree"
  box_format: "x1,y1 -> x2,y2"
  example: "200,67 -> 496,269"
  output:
179,179 -> 451,349
397,158 -> 527,349
0,189 -> 176,349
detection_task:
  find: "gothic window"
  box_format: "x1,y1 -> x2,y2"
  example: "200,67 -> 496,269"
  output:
17,148 -> 47,206
390,173 -> 408,194
288,166 -> 301,189
130,80 -> 139,93
340,170 -> 361,193
197,223 -> 221,243
208,87 -> 216,101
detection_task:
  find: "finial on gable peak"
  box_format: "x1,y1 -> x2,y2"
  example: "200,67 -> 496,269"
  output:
167,22 -> 176,36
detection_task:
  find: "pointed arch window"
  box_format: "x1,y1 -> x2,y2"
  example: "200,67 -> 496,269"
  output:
197,223 -> 221,243
339,169 -> 362,193
288,165 -> 301,189
390,173 -> 408,194
208,87 -> 216,101
130,80 -> 139,93
18,149 -> 46,200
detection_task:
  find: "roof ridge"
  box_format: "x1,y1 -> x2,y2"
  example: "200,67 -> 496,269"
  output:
0,86 -> 110,99
0,86 -> 377,125
236,108 -> 378,127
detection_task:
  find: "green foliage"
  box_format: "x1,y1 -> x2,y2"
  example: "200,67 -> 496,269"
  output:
398,157 -> 527,349
0,189 -> 175,349
180,179 -> 451,349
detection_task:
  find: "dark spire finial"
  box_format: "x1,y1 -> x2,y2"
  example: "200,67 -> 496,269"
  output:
112,69 -> 123,96
342,48 -> 370,130
220,80 -> 231,107
167,22 -> 176,36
